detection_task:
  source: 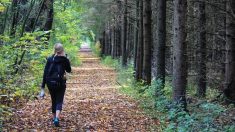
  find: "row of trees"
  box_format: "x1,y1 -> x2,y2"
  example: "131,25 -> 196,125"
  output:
0,0 -> 54,37
94,0 -> 235,109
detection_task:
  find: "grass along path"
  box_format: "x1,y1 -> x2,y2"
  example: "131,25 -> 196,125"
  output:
3,46 -> 157,131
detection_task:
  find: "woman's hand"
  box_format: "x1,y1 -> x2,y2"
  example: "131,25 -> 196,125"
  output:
55,51 -> 66,57
40,88 -> 45,99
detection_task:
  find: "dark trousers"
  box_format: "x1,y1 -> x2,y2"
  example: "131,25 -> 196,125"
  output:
48,85 -> 66,113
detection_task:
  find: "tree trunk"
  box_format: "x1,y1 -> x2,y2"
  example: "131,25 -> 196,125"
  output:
196,0 -> 207,97
121,0 -> 127,67
224,0 -> 235,101
135,0 -> 144,81
142,0 -> 152,84
126,18 -> 129,58
15,0 -> 35,74
20,0 -> 35,37
172,0 -> 188,109
32,0 -> 46,32
153,0 -> 166,88
109,28 -> 112,55
105,29 -> 110,55
101,31 -> 106,56
134,0 -> 140,74
10,0 -> 19,36
44,0 -> 54,40
112,26 -> 116,58
1,6 -> 9,35
116,26 -> 122,57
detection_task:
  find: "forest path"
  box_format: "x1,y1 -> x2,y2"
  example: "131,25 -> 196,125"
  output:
3,44 -> 157,131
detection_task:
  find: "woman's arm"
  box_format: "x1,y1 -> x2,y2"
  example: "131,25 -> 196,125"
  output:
41,58 -> 50,88
65,58 -> 71,73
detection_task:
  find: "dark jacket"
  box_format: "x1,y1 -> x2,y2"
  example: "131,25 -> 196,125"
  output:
41,55 -> 71,88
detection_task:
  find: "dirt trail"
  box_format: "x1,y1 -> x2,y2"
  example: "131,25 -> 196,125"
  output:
3,45 -> 157,131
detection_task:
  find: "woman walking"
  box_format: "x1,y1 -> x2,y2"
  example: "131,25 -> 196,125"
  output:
40,43 -> 71,127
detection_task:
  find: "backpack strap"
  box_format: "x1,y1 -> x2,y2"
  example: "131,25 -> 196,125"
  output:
47,55 -> 56,77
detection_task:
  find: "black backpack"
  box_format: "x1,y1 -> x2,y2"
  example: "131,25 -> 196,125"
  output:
46,56 -> 64,88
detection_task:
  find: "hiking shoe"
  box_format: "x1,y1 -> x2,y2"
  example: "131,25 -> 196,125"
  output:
53,118 -> 59,127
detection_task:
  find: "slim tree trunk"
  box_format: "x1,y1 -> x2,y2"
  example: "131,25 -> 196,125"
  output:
44,0 -> 54,31
1,6 -> 9,35
172,0 -> 188,109
101,31 -> 106,56
20,0 -> 35,37
108,28 -> 112,55
44,0 -> 54,40
142,0 -> 152,84
134,0 -> 140,73
116,26 -> 122,57
121,0 -> 127,67
224,0 -> 235,101
32,0 -> 46,32
135,0 -> 144,81
196,0 -> 207,97
15,0 -> 35,74
105,29 -> 110,55
129,24 -> 134,59
153,0 -> 166,88
126,21 -> 130,59
112,26 -> 116,58
10,0 -> 19,36
109,27 -> 112,55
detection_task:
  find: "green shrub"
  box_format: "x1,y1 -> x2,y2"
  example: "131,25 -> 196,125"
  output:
91,41 -> 101,57
102,56 -> 119,68
113,63 -> 235,132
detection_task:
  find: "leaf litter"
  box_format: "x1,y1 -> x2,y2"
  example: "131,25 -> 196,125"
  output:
2,51 -> 158,131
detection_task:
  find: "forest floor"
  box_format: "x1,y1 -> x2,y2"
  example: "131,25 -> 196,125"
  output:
3,44 -> 157,131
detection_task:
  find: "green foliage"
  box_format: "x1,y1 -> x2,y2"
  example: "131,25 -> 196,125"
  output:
114,63 -> 235,131
91,41 -> 101,57
0,0 -> 90,123
163,101 -> 228,132
0,1 -> 9,12
0,31 -> 49,126
101,56 -> 119,68
52,1 -> 87,66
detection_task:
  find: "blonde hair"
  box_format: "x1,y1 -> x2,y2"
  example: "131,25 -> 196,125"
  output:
54,43 -> 64,54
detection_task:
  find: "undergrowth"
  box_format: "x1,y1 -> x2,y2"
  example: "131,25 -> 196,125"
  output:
0,1 -> 84,128
101,56 -> 235,132
91,41 -> 101,57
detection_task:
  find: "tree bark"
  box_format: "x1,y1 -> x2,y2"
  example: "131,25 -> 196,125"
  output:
196,0 -> 207,97
1,6 -> 9,35
121,0 -> 127,67
135,0 -> 143,81
20,0 -> 35,37
108,28 -> 112,55
153,0 -> 166,88
44,0 -> 54,40
105,29 -> 110,55
101,31 -> 106,56
134,0 -> 140,74
32,0 -> 46,32
142,0 -> 152,84
224,0 -> 235,101
116,25 -> 122,57
111,26 -> 116,58
10,0 -> 19,36
172,0 -> 188,109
